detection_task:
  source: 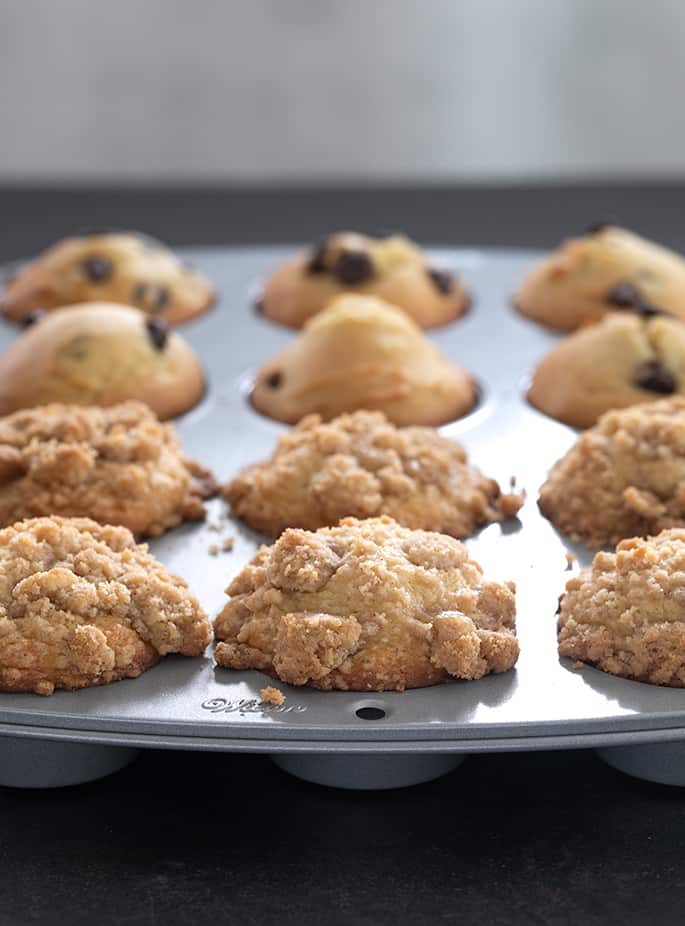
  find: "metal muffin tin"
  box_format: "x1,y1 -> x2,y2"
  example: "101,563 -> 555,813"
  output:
2,245 -> 685,790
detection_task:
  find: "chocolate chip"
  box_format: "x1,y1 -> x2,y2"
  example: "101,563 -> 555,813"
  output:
606,281 -> 642,308
153,285 -> 169,311
306,243 -> 329,274
132,283 -> 170,312
635,361 -> 677,394
21,308 -> 48,328
332,250 -> 375,284
265,371 -> 283,389
132,283 -> 147,303
82,255 -> 112,283
585,221 -> 614,234
427,267 -> 454,295
146,317 -> 169,350
637,302 -> 665,318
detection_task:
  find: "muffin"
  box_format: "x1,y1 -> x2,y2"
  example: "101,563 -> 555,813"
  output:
558,529 -> 685,687
516,225 -> 685,331
0,303 -> 205,419
0,516 -> 211,695
260,232 -> 468,329
252,295 -> 476,426
538,397 -> 685,548
0,231 -> 215,325
0,402 -> 216,538
527,311 -> 685,429
214,516 -> 519,691
224,410 -> 523,537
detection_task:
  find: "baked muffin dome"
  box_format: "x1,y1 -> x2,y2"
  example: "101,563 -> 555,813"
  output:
0,303 -> 205,419
558,529 -> 685,687
0,231 -> 215,325
528,312 -> 685,429
538,397 -> 685,548
0,515 -> 211,695
215,516 -> 519,691
0,401 -> 216,538
224,410 -> 523,537
252,295 -> 476,426
260,232 -> 468,329
516,225 -> 685,331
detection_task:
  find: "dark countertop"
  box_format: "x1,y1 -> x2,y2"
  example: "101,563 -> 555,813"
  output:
2,183 -> 685,926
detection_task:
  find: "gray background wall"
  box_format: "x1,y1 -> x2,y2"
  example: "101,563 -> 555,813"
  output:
1,0 -> 684,183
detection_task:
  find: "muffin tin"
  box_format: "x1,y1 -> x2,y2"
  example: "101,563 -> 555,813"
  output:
2,245 -> 685,790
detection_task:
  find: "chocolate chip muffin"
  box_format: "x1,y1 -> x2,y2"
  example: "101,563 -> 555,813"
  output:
516,225 -> 685,331
558,529 -> 685,687
539,397 -> 685,548
214,516 -> 519,691
0,303 -> 205,419
252,295 -> 476,426
224,410 -> 523,537
0,516 -> 211,695
0,231 -> 215,325
528,312 -> 685,428
0,402 -> 216,538
260,232 -> 469,329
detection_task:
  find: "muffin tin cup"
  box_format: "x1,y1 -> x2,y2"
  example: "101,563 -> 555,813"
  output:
271,753 -> 465,790
2,245 -> 685,791
596,742 -> 685,787
0,733 -> 140,789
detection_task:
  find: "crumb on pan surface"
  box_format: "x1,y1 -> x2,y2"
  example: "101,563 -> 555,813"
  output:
214,515 -> 518,692
259,685 -> 285,706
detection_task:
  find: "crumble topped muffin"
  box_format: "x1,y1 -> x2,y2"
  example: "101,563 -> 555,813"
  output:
0,516 -> 211,695
516,225 -> 685,331
539,397 -> 685,548
252,294 -> 476,426
224,410 -> 523,537
558,529 -> 685,687
260,231 -> 468,329
0,303 -> 205,420
214,516 -> 519,691
0,402 -> 216,538
527,312 -> 685,429
0,231 -> 215,325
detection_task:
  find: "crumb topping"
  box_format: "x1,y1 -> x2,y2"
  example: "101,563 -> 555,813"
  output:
225,411 -> 523,538
215,515 -> 518,691
0,515 -> 210,695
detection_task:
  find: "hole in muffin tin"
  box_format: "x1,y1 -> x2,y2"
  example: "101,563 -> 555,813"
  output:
355,706 -> 386,721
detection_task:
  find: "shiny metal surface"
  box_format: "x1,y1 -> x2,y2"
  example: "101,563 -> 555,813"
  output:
1,244 -> 685,749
